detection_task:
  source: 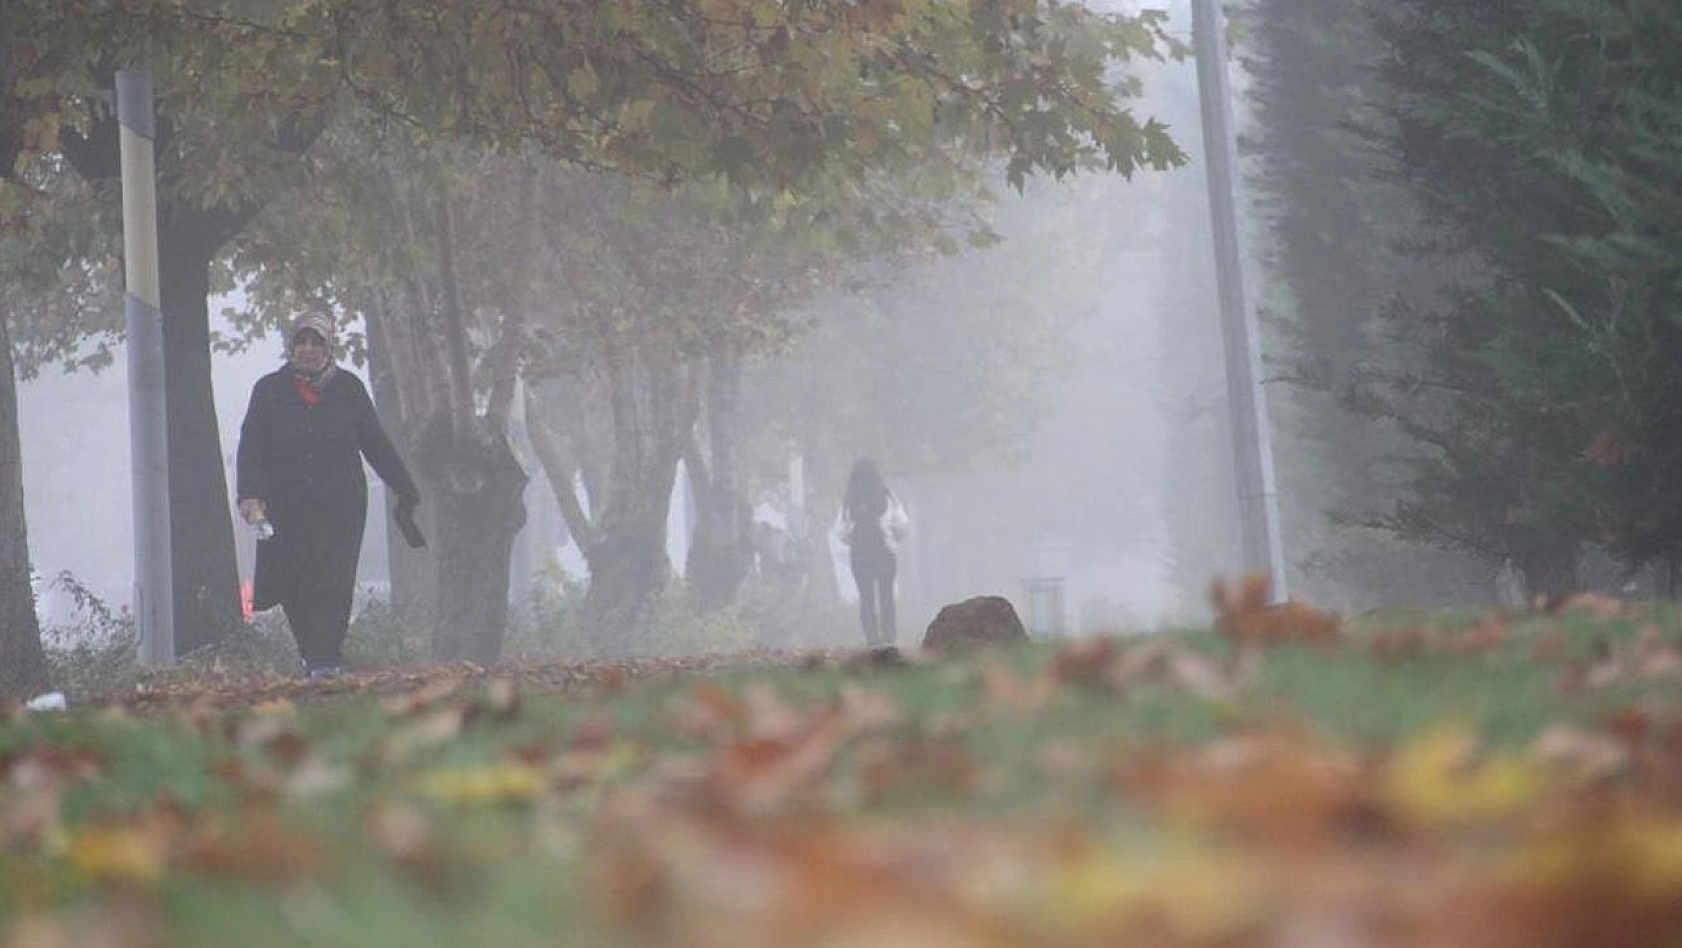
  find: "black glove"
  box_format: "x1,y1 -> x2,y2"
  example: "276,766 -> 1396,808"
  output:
393,493 -> 426,549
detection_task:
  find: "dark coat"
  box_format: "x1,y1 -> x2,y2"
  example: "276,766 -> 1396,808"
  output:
236,367 -> 417,611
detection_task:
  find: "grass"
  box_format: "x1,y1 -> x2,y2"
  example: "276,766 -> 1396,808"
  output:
3,600 -> 1681,946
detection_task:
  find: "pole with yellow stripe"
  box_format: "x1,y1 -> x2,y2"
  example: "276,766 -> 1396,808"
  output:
117,67 -> 175,664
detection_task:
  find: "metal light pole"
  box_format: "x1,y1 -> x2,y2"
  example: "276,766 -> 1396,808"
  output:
117,67 -> 176,663
1190,0 -> 1288,600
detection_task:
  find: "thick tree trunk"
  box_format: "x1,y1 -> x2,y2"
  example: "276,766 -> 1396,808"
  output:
365,296 -> 436,624
527,357 -> 692,647
1513,533 -> 1580,602
582,501 -> 673,642
157,219 -> 241,654
0,311 -> 51,700
414,416 -> 527,664
685,350 -> 752,613
55,100 -> 317,657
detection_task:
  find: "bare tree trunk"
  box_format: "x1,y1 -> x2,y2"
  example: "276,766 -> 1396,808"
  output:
416,193 -> 528,663
527,351 -> 696,647
530,384 -> 674,642
0,310 -> 51,700
58,101 -> 320,658
685,348 -> 752,613
582,352 -> 693,640
157,210 -> 249,654
415,416 -> 527,663
365,291 -> 436,624
1513,532 -> 1580,603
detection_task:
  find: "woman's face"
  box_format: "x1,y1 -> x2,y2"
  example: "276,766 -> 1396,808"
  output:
290,329 -> 330,373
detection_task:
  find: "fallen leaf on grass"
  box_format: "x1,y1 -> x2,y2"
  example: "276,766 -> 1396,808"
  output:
66,822 -> 167,885
1210,573 -> 1341,649
1532,726 -> 1628,784
1048,638 -> 1118,692
380,679 -> 463,719
3,902 -> 163,948
1116,736 -> 1379,848
1443,615 -> 1510,656
592,810 -> 1030,948
855,735 -> 982,805
979,663 -> 1054,712
418,763 -> 545,806
381,706 -> 469,762
1368,625 -> 1431,663
1555,592 -> 1630,622
1038,840 -> 1268,944
183,807 -> 322,881
1385,724 -> 1542,829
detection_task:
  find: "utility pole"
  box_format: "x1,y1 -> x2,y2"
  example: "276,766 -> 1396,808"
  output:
1190,0 -> 1288,600
117,68 -> 176,663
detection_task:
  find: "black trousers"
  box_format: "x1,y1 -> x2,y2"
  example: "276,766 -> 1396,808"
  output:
282,587 -> 355,668
850,547 -> 897,646
258,507 -> 364,668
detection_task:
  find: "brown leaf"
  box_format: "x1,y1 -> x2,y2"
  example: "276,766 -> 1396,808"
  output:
1444,615 -> 1509,656
381,706 -> 469,762
183,806 -> 322,881
3,903 -> 163,948
979,663 -> 1054,712
1210,573 -> 1342,649
1557,592 -> 1629,622
380,679 -> 463,719
1533,726 -> 1628,784
1117,736 -> 1380,847
1369,626 -> 1431,663
1048,637 -> 1119,692
1167,647 -> 1250,701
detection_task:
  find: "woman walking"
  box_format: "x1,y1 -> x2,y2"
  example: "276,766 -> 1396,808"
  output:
834,458 -> 909,646
236,311 -> 421,679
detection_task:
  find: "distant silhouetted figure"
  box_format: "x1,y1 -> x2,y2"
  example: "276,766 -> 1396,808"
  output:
833,458 -> 909,646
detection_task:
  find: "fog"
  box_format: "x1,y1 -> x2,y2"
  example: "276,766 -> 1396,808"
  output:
20,0 -> 1377,643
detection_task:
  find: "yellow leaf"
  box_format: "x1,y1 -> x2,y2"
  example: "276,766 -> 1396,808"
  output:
1040,843 -> 1263,941
419,764 -> 545,805
67,824 -> 165,885
1385,723 -> 1542,828
1506,820 -> 1682,898
1623,819 -> 1682,897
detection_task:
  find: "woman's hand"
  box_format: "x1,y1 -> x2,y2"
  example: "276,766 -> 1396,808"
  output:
239,498 -> 266,525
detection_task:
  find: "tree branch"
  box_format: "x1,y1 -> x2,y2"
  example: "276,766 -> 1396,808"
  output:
432,188 -> 478,430
525,387 -> 596,556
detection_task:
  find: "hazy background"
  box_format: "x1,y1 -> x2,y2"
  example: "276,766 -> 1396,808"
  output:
22,0 -> 1484,642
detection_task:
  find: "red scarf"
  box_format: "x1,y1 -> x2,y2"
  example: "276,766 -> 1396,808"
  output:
292,374 -> 323,405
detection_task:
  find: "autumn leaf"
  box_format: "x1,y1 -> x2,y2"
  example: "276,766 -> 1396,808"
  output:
1385,724 -> 1542,829
1037,840 -> 1267,943
418,764 -> 546,806
1210,572 -> 1342,649
183,807 -> 322,881
66,823 -> 166,885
